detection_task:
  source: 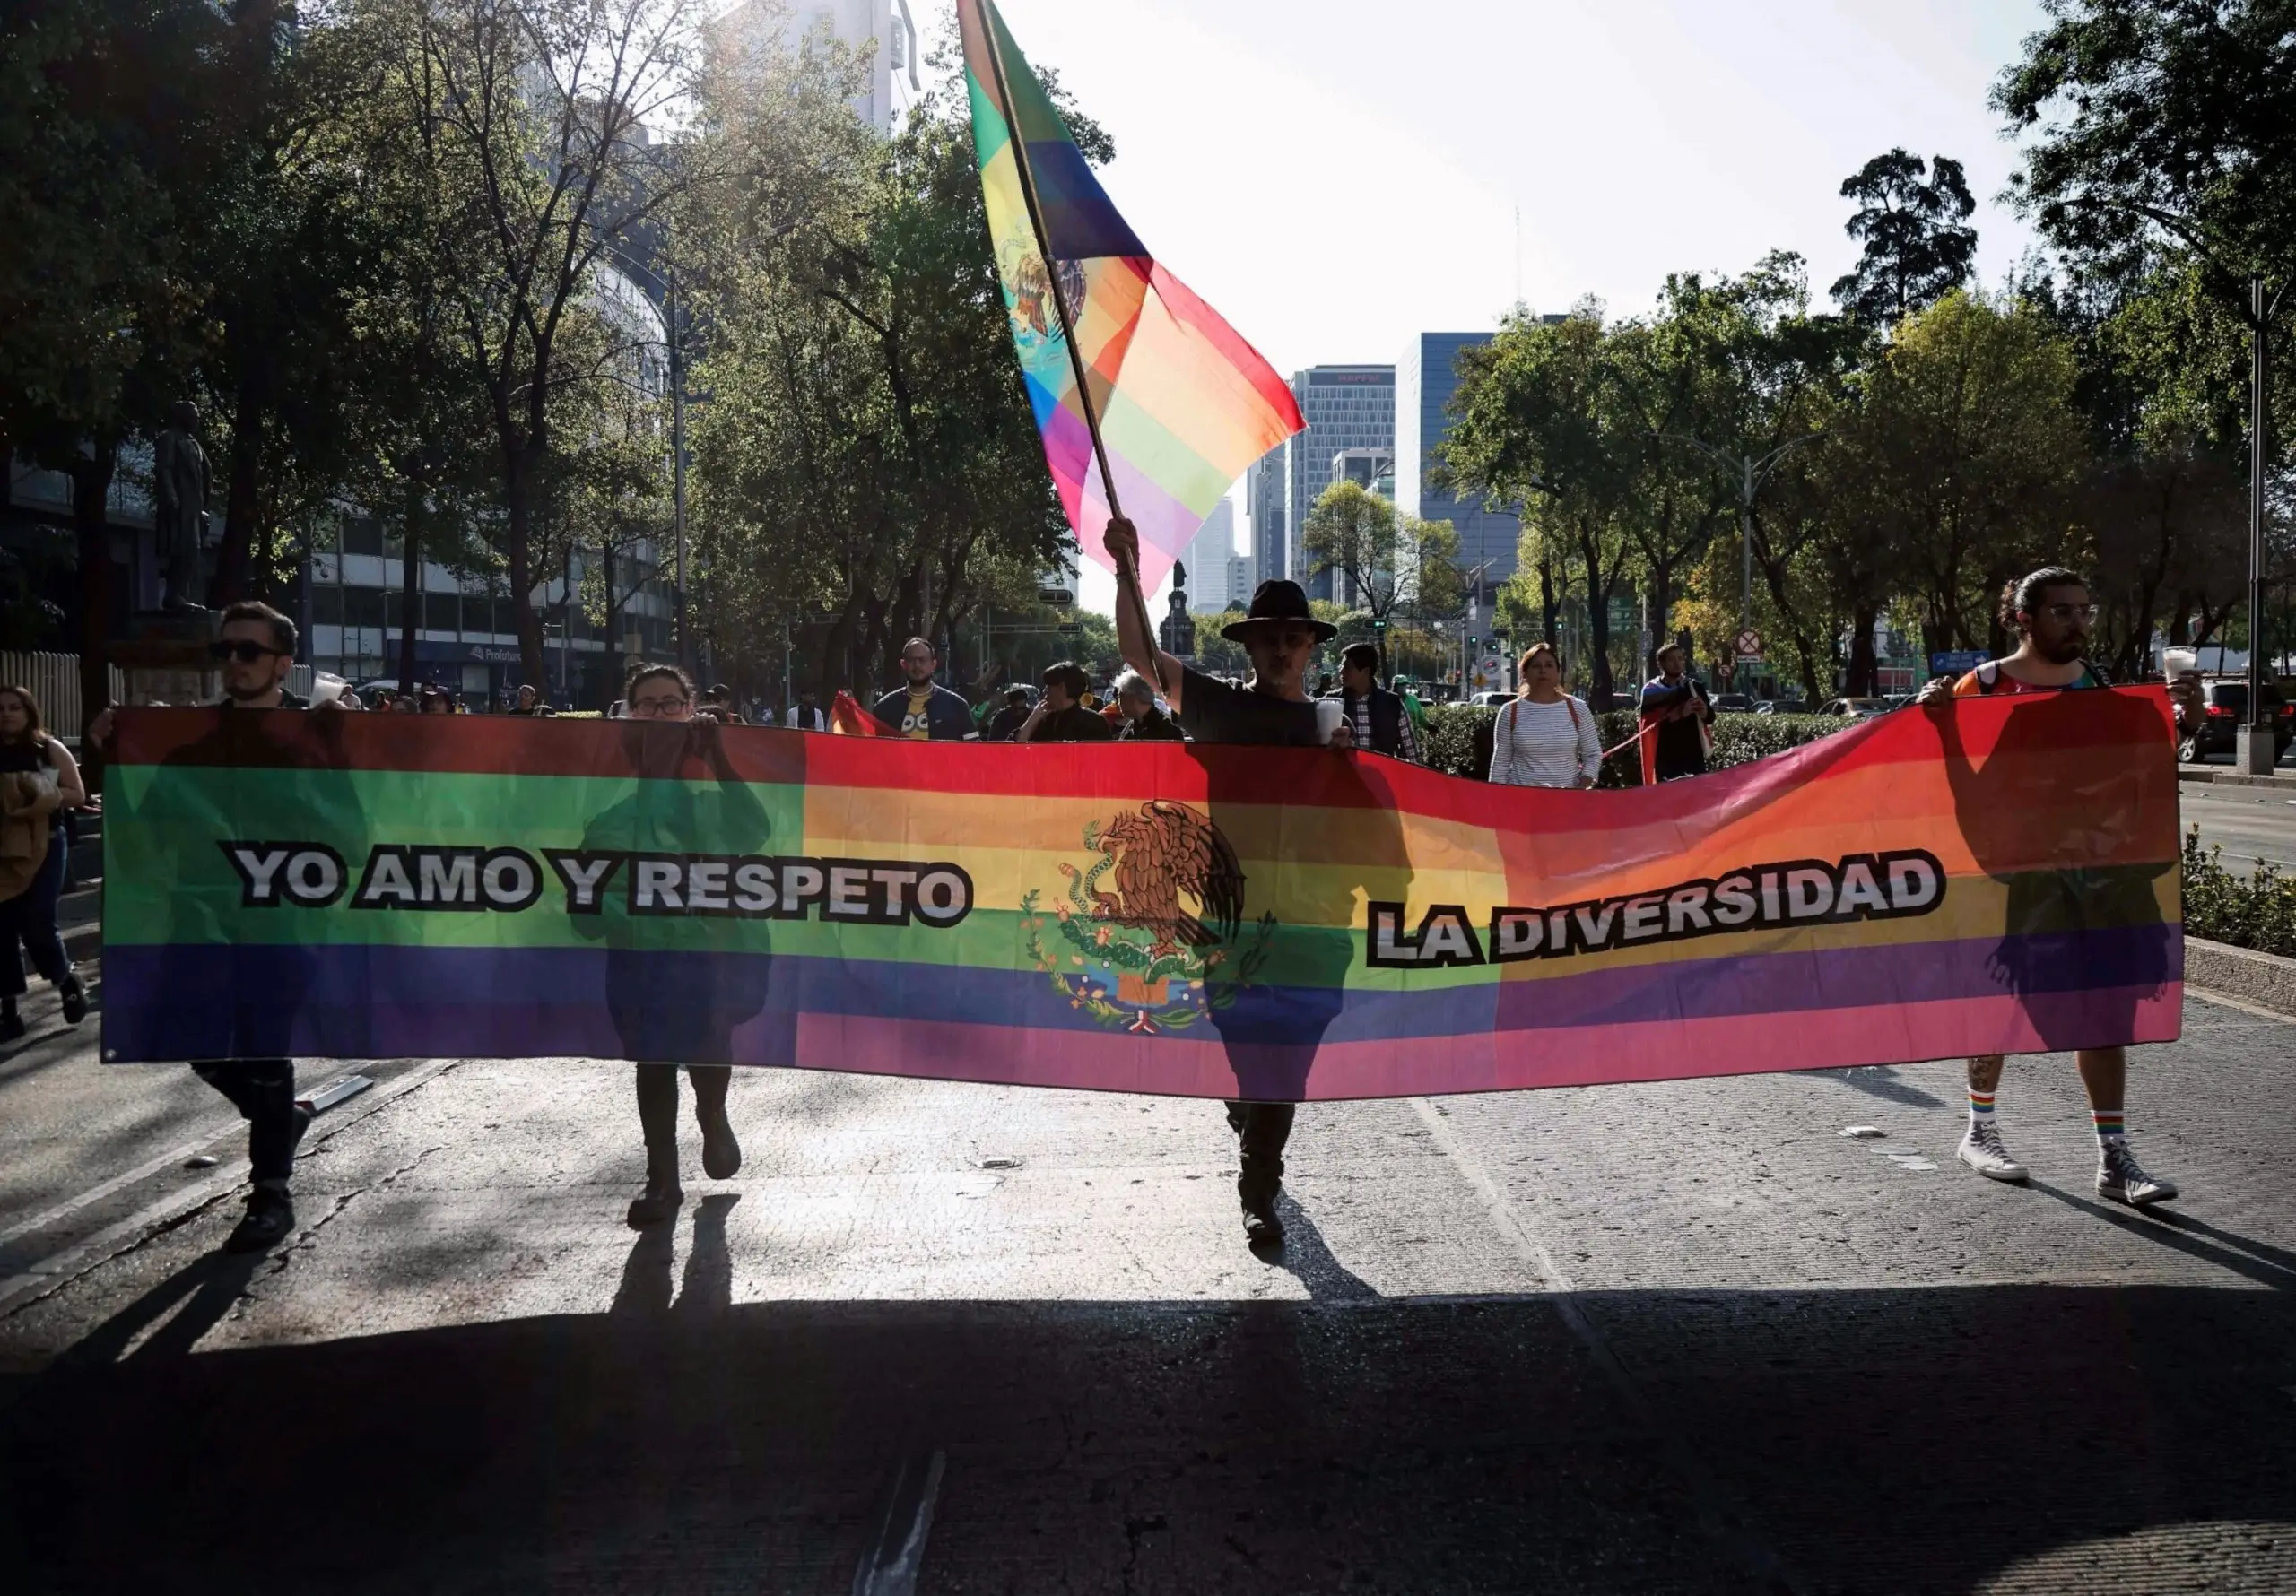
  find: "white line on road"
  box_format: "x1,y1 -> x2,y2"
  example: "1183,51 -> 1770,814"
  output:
1411,1097 -> 1807,1596
850,1448 -> 946,1596
0,1115 -> 249,1252
0,1057 -> 466,1319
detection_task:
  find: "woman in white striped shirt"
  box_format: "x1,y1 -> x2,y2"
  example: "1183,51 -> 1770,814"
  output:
1488,641 -> 1603,788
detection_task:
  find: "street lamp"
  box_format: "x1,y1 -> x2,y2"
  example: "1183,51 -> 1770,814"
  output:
2241,275 -> 2290,774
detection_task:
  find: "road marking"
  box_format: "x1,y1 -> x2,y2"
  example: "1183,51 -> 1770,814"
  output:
1412,1097 -> 1807,1596
0,1057 -> 466,1319
850,1448 -> 946,1596
0,1115 -> 249,1252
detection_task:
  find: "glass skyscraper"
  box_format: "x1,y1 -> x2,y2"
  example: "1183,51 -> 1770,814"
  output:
1395,333 -> 1522,589
1284,366 -> 1394,601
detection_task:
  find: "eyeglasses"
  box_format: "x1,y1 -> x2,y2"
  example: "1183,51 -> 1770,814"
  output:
2036,603 -> 2100,625
628,695 -> 691,718
209,640 -> 286,664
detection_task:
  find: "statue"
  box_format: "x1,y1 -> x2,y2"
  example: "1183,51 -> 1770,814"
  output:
1158,562 -> 1196,658
152,401 -> 211,611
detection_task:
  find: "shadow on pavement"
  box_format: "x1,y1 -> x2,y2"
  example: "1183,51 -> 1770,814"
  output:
1255,1193 -> 1378,1302
4,1283 -> 2294,1593
2027,1180 -> 2296,1291
1819,1065 -> 1950,1111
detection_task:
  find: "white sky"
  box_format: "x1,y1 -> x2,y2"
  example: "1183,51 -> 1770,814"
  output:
974,0 -> 2053,614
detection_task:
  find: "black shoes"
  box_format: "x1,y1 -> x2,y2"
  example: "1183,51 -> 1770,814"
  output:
224,1187 -> 297,1253
58,972 -> 86,1026
0,1003 -> 22,1044
627,1178 -> 685,1227
698,1103 -> 743,1181
1240,1184 -> 1286,1247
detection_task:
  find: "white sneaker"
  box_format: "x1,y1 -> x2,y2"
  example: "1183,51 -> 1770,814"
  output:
2097,1138 -> 2179,1206
1956,1121 -> 2028,1183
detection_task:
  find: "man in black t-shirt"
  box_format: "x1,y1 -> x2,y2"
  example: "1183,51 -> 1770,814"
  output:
1109,518 -> 1352,1247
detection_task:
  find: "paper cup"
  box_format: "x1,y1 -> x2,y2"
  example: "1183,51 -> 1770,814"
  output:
1314,699 -> 1344,745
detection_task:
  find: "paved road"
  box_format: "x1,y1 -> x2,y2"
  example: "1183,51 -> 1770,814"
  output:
3,993 -> 2292,1594
2181,779 -> 2296,872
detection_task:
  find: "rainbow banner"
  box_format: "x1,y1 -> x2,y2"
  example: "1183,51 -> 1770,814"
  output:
959,0 -> 1303,594
100,692 -> 2182,1095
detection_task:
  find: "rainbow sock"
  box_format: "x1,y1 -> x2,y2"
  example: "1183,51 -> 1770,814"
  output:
1968,1088 -> 1996,1126
2092,1108 -> 2126,1141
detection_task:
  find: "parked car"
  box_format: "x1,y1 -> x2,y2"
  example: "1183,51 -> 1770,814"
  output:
2178,679 -> 2293,764
1467,690 -> 1513,707
1818,697 -> 1895,719
1711,692 -> 1753,713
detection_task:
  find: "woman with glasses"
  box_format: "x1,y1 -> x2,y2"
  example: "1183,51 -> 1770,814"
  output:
0,686 -> 87,1039
596,664 -> 757,1225
1489,642 -> 1602,789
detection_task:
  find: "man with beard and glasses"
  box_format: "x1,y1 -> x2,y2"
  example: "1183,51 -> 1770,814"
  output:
1915,566 -> 2197,1206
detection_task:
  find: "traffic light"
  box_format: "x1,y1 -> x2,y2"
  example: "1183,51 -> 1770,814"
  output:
1468,635 -> 1479,651
1371,617 -> 1387,632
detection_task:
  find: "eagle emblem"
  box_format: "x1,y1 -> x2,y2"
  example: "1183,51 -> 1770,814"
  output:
1022,801 -> 1275,1035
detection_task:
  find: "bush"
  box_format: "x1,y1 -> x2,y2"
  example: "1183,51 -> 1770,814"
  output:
2181,829 -> 2296,958
1422,702 -> 1849,785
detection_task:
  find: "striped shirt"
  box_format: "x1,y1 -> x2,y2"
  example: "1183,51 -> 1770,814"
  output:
1489,695 -> 1602,788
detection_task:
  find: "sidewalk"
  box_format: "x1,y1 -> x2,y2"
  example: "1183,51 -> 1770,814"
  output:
2179,762 -> 2296,790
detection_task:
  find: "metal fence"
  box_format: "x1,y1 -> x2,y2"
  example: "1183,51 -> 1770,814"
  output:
0,653 -> 127,741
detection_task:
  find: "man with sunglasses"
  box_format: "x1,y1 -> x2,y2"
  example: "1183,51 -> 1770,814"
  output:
89,601 -> 326,1252
1914,566 -> 2196,1207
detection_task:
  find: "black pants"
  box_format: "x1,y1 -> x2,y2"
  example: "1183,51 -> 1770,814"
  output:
0,837 -> 70,1001
193,1057 -> 299,1183
635,1063 -> 732,1167
1224,1100 -> 1295,1204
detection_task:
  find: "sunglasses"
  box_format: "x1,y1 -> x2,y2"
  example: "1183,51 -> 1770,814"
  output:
209,639 -> 287,664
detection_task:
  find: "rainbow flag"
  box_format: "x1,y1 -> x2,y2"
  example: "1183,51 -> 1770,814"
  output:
100,693 -> 2181,1096
959,0 -> 1302,594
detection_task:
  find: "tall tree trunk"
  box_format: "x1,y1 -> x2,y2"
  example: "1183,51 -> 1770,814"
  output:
507,456 -> 541,688
71,439 -> 117,775
1538,552 -> 1558,645
398,483 -> 422,695
1847,601 -> 1880,697
1578,524 -> 1615,710
212,375 -> 264,607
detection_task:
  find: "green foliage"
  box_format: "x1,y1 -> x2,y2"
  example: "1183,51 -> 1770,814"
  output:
1420,703 -> 1848,787
1829,150 -> 1978,325
2181,830 -> 2296,958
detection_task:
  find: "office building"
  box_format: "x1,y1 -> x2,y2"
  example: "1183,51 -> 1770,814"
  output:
1396,333 -> 1521,587
1171,498 -> 1254,611
711,0 -> 923,134
1286,365 -> 1393,602
1246,448 -> 1285,597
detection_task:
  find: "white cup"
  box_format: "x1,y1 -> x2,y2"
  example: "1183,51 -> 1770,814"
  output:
1314,698 -> 1344,745
2163,647 -> 2197,681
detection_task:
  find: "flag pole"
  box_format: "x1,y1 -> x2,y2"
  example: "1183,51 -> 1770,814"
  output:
978,2 -> 1170,695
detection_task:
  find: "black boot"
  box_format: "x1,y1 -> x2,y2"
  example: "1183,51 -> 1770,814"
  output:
0,1000 -> 21,1043
57,971 -> 86,1026
626,1143 -> 683,1227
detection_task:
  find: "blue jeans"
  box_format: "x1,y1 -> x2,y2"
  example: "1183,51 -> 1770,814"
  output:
0,831 -> 70,999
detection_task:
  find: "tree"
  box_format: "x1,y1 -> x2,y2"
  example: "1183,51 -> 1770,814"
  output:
415,0 -> 713,687
1831,291 -> 2092,655
1298,481 -> 1461,676
1829,149 -> 1979,325
1446,305 -> 1641,706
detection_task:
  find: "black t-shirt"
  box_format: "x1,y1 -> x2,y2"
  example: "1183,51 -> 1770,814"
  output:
1173,666 -> 1320,747
1028,705 -> 1115,743
985,706 -> 1031,742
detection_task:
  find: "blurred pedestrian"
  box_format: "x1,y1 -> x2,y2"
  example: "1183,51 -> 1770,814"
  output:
0,685 -> 88,1040
1021,662 -> 1115,742
786,690 -> 826,732
1489,642 -> 1601,788
984,687 -> 1031,742
1112,670 -> 1183,741
1326,643 -> 1420,761
874,638 -> 973,739
508,684 -> 545,716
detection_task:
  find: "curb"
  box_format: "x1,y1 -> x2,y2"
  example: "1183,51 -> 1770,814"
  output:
2178,765 -> 2296,790
2186,936 -> 2296,1019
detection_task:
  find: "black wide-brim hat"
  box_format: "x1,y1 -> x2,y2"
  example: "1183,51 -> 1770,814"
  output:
1222,578 -> 1336,643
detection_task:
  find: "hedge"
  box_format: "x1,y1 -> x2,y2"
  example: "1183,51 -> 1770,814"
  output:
2181,831 -> 2296,958
1420,702 -> 1849,785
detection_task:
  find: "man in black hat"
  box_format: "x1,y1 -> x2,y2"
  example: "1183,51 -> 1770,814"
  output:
1108,517 -> 1352,1246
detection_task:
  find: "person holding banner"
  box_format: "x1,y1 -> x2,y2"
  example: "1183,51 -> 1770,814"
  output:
0,685 -> 90,1039
1109,516 -> 1373,1247
1638,644 -> 1712,782
1489,642 -> 1602,789
1918,566 -> 2188,1206
874,638 -> 975,741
